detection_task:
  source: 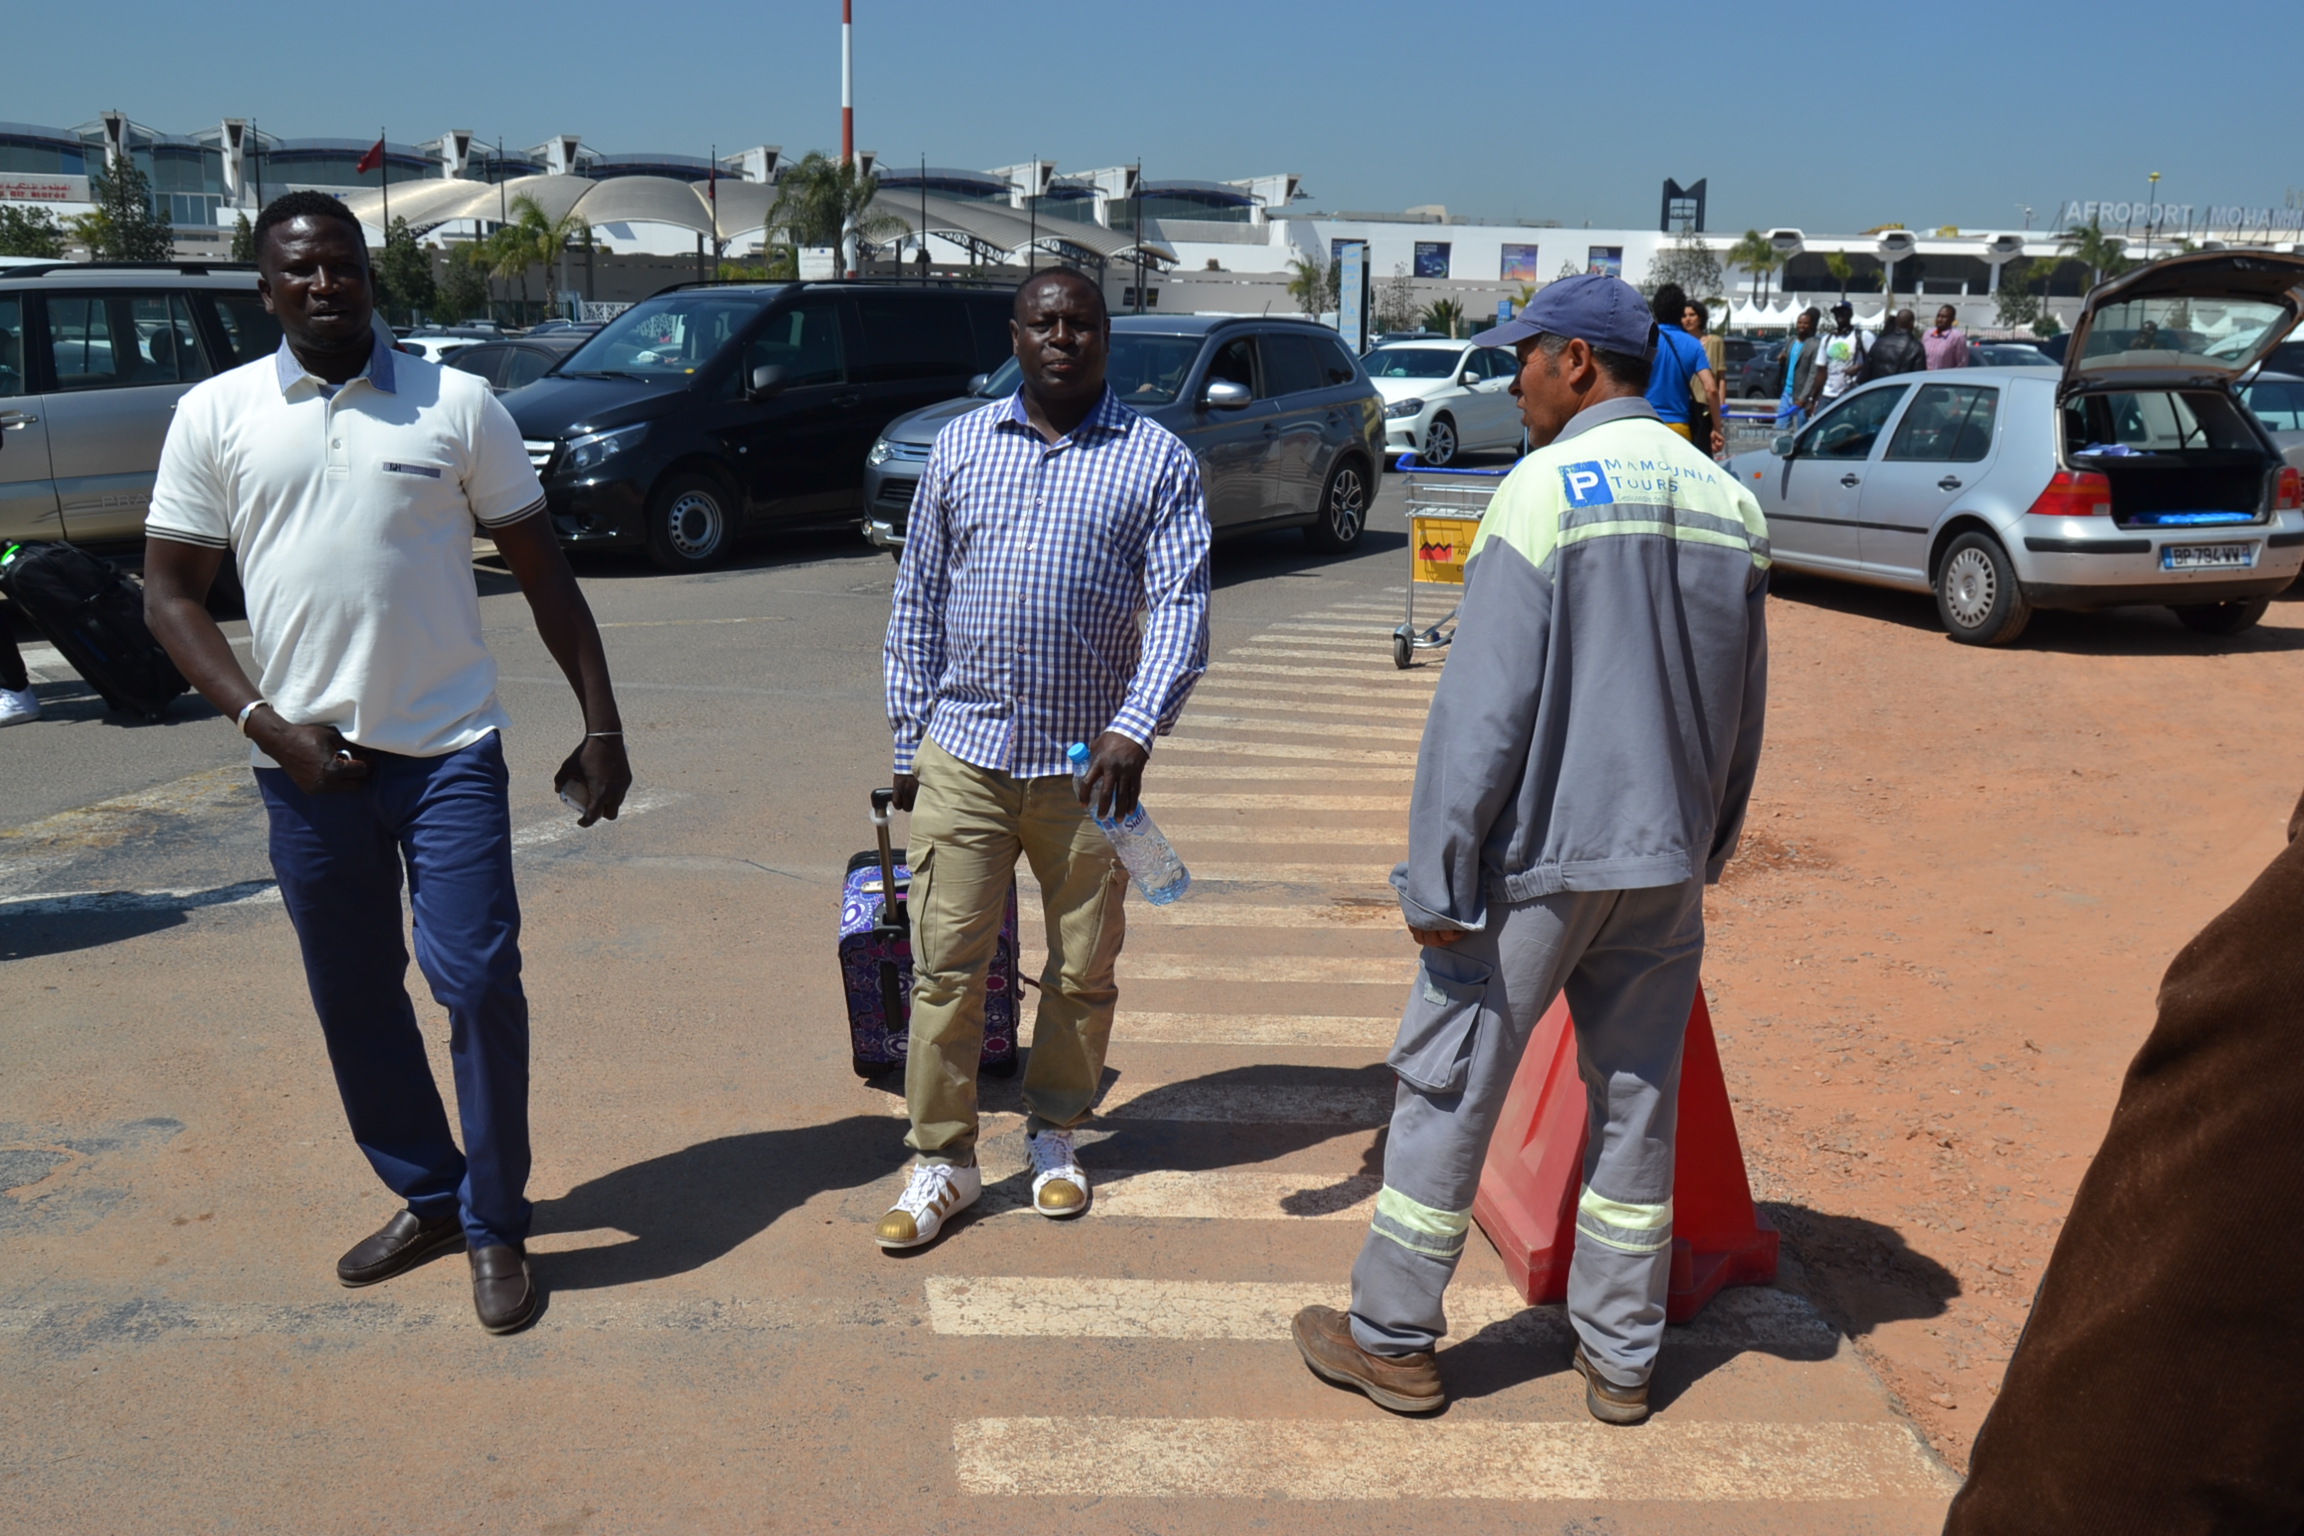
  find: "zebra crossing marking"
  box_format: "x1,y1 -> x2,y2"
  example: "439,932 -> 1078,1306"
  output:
1169,713 -> 1426,742
1160,739 -> 1418,766
1134,903 -> 1394,928
1121,1012 -> 1398,1047
1150,794 -> 1405,811
969,1170 -> 1380,1222
953,1417 -> 1953,1500
1126,957 -> 1410,986
1207,664 -> 1439,684
1148,763 -> 1415,782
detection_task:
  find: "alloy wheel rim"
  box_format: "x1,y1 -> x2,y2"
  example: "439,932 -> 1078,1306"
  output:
1329,468 -> 1366,540
668,491 -> 725,559
1425,420 -> 1455,464
1944,548 -> 1996,628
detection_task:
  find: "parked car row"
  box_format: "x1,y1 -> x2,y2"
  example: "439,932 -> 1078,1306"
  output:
1725,252 -> 2304,644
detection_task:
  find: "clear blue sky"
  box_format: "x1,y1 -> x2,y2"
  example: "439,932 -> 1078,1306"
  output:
14,0 -> 2296,234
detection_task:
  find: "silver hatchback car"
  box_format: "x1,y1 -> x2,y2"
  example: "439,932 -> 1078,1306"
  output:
1729,252 -> 2304,643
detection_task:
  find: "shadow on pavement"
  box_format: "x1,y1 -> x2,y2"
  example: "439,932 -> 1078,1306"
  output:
1762,1201 -> 1961,1338
530,1115 -> 908,1290
0,882 -> 276,962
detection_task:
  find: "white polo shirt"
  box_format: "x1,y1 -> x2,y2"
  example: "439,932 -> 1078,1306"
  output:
148,332 -> 546,764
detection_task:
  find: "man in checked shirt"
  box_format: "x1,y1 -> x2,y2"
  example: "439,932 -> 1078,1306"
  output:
876,268 -> 1211,1250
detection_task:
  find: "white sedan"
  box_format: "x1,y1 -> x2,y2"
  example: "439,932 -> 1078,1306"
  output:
1363,340 -> 1525,466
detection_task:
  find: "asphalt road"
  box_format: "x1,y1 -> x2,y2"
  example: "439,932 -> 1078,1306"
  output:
0,472 -> 1951,1532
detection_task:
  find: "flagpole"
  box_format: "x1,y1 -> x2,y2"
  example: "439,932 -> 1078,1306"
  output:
379,126 -> 390,234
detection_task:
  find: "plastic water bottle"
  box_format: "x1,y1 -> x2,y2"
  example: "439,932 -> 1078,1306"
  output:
1068,741 -> 1192,906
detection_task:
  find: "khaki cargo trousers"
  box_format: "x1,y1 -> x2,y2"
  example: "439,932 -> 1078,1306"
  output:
904,736 -> 1129,1163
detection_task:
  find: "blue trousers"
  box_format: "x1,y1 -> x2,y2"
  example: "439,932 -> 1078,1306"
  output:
256,732 -> 532,1251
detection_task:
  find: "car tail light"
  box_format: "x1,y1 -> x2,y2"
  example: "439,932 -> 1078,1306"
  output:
2028,469 -> 2112,518
2278,467 -> 2302,512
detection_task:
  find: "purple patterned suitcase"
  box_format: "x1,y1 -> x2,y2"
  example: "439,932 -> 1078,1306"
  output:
838,789 -> 1019,1079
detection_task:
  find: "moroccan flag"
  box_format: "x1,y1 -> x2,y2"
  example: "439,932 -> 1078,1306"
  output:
355,138 -> 384,175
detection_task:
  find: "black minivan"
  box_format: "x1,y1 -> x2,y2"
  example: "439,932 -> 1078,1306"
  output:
507,281 -> 1014,570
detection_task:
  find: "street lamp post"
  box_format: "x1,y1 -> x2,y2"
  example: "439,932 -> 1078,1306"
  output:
2143,171 -> 2160,263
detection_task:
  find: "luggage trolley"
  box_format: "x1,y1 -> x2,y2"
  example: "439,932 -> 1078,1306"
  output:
1393,455 -> 1510,669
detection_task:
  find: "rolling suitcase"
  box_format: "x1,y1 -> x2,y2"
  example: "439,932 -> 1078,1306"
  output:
0,541 -> 187,722
838,786 -> 1019,1080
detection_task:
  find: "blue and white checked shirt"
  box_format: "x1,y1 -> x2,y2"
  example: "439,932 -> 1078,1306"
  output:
886,386 -> 1211,779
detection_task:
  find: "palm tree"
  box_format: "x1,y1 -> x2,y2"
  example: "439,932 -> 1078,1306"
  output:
768,151 -> 907,275
2056,217 -> 2132,287
1824,251 -> 1854,301
1726,229 -> 1779,311
487,194 -> 591,321
1420,297 -> 1466,339
1286,254 -> 1338,321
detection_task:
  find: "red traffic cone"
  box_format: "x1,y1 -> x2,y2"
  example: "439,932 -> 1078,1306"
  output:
1469,984 -> 1777,1323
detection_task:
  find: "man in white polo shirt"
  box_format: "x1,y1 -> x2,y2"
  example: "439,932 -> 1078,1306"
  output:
142,191 -> 632,1335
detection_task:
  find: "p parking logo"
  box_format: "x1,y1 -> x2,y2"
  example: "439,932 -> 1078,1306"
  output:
1560,461 -> 1614,508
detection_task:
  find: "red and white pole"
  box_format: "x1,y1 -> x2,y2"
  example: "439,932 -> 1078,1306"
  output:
841,0 -> 854,166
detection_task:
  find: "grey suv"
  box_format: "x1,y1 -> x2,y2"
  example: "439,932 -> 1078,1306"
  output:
861,315 -> 1385,555
0,262 -> 280,553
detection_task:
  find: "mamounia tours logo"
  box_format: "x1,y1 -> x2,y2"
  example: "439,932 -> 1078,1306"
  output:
1562,458 -> 1680,509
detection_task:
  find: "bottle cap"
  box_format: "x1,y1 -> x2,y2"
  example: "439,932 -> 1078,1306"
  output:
1066,742 -> 1091,765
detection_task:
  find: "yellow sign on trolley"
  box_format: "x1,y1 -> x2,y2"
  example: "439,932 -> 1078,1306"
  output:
1410,515 -> 1481,586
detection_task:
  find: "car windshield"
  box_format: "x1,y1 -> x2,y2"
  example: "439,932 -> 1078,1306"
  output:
559,290 -> 781,378
2078,297 -> 2292,375
1364,346 -> 1466,380
971,333 -> 1206,407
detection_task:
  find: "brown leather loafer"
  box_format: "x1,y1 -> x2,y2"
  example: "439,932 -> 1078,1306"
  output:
470,1244 -> 540,1335
336,1209 -> 466,1288
1292,1304 -> 1445,1414
1572,1343 -> 1652,1425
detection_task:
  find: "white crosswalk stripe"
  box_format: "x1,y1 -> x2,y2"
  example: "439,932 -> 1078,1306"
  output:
1161,738 -> 1417,765
1157,825 -> 1398,846
1126,955 -> 1409,984
1134,903 -> 1395,928
1121,1012 -> 1397,1046
1149,794 -> 1404,810
1148,762 -> 1415,781
1206,664 -> 1438,683
954,1418 -> 1954,1500
1227,647 -> 1412,666
1184,692 -> 1432,721
1170,713 -> 1427,742
970,1170 -> 1381,1222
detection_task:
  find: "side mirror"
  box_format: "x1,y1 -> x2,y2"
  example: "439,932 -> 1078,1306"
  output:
1460,370 -> 1480,387
1203,379 -> 1252,411
748,364 -> 789,400
966,372 -> 990,397
1770,432 -> 1796,457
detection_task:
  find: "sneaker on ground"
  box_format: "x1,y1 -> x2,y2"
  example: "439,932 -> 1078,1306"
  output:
874,1161 -> 981,1250
1026,1128 -> 1089,1217
0,686 -> 39,727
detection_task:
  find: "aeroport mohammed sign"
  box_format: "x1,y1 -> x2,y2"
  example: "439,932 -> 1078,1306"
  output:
2056,198 -> 2304,233
0,176 -> 90,203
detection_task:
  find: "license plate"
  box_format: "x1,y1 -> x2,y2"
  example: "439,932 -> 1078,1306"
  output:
2162,542 -> 2257,571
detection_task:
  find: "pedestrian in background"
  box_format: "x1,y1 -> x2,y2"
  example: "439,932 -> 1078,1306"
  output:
1862,309 -> 1928,381
1683,300 -> 1726,457
1923,305 -> 1971,369
142,191 -> 632,1336
1775,307 -> 1823,429
877,267 -> 1210,1251
1290,274 -> 1769,1426
1946,789 -> 2304,1534
1645,282 -> 1724,455
1807,300 -> 1870,411
0,609 -> 37,725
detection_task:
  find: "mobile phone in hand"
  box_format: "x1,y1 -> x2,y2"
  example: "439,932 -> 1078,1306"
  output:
558,774 -> 591,815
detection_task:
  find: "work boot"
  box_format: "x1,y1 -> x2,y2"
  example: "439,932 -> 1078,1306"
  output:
1291,1304 -> 1444,1414
1572,1342 -> 1652,1425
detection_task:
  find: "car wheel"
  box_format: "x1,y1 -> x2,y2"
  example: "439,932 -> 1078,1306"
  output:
1934,532 -> 2032,646
1305,459 -> 1370,553
1421,415 -> 1458,467
2171,596 -> 2270,635
644,472 -> 733,573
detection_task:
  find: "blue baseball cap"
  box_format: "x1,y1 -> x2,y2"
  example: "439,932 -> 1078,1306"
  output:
1471,272 -> 1657,358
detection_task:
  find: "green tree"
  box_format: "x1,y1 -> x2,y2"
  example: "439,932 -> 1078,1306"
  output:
375,217 -> 437,325
1993,256 -> 2044,330
483,195 -> 591,321
1420,297 -> 1466,339
228,211 -> 255,263
1645,230 -> 1722,304
1726,229 -> 1779,309
2032,315 -> 2061,339
73,157 -> 173,261
1823,251 -> 1854,300
767,152 -> 906,272
434,243 -> 494,324
0,205 -> 67,258
1286,253 -> 1340,321
2056,217 -> 2131,287
1373,263 -> 1418,335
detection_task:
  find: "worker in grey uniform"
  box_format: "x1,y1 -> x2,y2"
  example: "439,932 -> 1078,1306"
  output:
1291,273 -> 1770,1426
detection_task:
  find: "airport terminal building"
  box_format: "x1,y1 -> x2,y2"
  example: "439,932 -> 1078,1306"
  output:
10,112 -> 2301,332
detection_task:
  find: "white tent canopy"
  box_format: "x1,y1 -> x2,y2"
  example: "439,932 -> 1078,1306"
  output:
338,174 -> 1177,267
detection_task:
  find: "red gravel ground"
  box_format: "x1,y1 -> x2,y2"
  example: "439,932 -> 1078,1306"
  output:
1702,571 -> 2304,1471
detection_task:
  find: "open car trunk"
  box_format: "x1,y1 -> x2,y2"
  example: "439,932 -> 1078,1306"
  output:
2062,389 -> 2278,527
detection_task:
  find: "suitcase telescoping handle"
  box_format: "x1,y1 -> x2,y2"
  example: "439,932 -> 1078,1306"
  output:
869,787 -> 904,929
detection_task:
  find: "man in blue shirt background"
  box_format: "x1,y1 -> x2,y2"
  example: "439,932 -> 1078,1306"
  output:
1644,282 -> 1723,456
